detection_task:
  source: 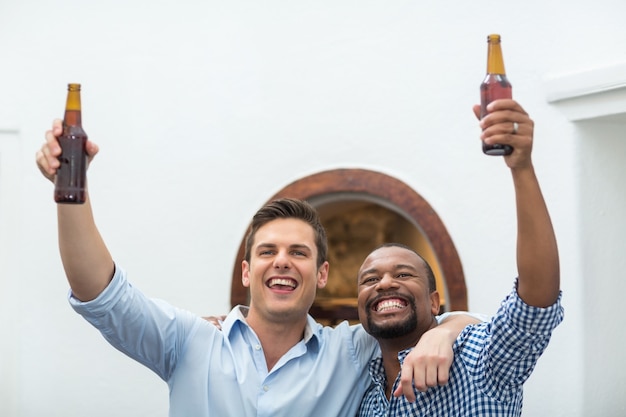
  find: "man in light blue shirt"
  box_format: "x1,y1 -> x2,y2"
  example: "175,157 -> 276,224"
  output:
71,266 -> 377,416
37,127 -> 475,416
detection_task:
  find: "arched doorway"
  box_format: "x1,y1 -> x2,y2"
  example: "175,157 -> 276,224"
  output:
230,168 -> 467,324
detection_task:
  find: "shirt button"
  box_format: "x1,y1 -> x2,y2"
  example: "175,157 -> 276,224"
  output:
263,385 -> 269,392
255,344 -> 262,350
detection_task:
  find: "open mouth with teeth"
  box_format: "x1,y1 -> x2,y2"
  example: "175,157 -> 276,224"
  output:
267,277 -> 298,291
373,297 -> 408,313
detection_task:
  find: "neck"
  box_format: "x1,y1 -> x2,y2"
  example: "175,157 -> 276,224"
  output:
377,316 -> 439,399
245,308 -> 308,371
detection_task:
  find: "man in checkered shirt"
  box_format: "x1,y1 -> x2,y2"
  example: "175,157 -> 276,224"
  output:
356,99 -> 564,417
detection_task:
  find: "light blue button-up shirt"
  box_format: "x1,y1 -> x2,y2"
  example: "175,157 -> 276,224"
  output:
70,266 -> 379,417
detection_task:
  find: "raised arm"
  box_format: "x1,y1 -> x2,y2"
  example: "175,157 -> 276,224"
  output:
36,119 -> 115,301
476,99 -> 560,307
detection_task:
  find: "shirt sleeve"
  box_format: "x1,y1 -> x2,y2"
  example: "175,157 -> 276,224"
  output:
437,311 -> 491,324
458,281 -> 564,402
69,265 -> 206,380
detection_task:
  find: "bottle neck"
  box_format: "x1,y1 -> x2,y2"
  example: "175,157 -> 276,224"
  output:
64,109 -> 82,126
486,42 -> 506,75
64,89 -> 82,126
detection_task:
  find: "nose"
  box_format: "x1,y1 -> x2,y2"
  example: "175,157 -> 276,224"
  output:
273,250 -> 291,270
376,273 -> 397,291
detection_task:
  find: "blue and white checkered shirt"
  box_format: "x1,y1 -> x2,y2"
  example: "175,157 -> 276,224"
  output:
358,281 -> 564,417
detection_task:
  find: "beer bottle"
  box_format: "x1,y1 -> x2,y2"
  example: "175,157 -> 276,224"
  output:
480,34 -> 513,156
54,83 -> 88,204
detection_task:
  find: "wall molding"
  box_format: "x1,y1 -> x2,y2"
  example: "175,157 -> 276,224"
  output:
544,61 -> 626,122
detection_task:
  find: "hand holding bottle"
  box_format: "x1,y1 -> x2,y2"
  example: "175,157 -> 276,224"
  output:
36,118 -> 99,184
473,99 -> 534,170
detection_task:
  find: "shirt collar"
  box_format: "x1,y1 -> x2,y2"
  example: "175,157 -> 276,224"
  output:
367,356 -> 385,385
368,347 -> 414,387
223,305 -> 321,347
397,347 -> 412,364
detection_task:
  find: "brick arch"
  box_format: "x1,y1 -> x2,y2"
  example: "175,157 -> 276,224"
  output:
230,168 -> 468,315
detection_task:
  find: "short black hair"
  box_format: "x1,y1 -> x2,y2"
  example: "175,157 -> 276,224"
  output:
371,243 -> 437,292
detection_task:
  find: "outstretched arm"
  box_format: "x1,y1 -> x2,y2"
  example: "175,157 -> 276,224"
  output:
475,99 -> 560,307
36,119 -> 115,301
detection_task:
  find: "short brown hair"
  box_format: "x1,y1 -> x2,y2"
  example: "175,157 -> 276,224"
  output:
244,198 -> 328,268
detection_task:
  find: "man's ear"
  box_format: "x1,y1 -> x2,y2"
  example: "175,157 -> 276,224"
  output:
430,290 -> 441,315
242,260 -> 251,288
317,261 -> 329,289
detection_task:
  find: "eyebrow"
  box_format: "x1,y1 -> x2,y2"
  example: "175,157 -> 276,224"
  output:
359,264 -> 419,277
256,243 -> 312,252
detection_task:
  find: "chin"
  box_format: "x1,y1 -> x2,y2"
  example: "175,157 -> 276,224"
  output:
367,311 -> 418,339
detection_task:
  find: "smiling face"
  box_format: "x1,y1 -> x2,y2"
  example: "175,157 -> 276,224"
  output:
357,245 -> 439,341
242,218 -> 329,326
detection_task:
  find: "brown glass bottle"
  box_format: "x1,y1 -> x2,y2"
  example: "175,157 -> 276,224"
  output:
54,83 -> 88,204
480,34 -> 513,156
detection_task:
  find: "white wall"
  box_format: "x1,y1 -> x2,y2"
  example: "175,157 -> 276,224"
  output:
577,119 -> 626,417
1,1 -> 625,416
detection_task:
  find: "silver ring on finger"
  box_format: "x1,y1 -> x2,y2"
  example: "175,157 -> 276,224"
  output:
512,122 -> 519,134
